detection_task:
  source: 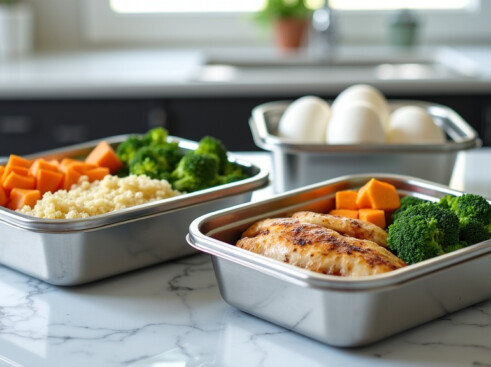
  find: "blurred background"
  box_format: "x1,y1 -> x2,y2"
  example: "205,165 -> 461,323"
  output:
0,0 -> 490,154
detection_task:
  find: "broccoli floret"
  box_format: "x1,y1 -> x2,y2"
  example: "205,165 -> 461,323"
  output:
439,194 -> 491,230
116,136 -> 144,165
217,161 -> 248,185
129,144 -> 183,179
194,136 -> 228,173
171,152 -> 220,192
387,215 -> 444,264
142,127 -> 169,146
395,203 -> 460,251
459,218 -> 491,247
391,196 -> 429,223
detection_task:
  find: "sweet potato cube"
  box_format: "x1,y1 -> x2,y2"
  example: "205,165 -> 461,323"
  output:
29,158 -> 61,176
85,140 -> 123,174
62,167 -> 82,191
35,169 -> 64,195
335,190 -> 359,210
85,167 -> 110,182
356,178 -> 400,211
328,209 -> 359,219
7,188 -> 41,210
0,186 -> 8,207
359,208 -> 386,228
3,171 -> 36,191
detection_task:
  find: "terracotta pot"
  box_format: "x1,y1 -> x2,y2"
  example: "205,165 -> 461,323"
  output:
274,17 -> 308,50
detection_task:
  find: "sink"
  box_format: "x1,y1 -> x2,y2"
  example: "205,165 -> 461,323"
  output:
194,46 -> 479,82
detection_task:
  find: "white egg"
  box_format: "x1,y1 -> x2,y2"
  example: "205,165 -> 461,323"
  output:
277,96 -> 331,142
331,84 -> 390,131
326,102 -> 386,144
388,106 -> 446,144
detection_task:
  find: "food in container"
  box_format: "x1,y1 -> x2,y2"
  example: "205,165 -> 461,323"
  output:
187,173 -> 491,347
0,135 -> 268,285
250,99 -> 480,192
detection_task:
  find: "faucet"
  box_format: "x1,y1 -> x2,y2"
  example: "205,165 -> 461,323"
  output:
310,0 -> 338,59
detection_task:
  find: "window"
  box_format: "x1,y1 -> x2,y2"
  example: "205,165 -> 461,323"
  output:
83,0 -> 489,46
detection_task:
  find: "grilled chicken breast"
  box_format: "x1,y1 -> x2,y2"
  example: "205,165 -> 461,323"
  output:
292,211 -> 388,248
237,217 -> 405,277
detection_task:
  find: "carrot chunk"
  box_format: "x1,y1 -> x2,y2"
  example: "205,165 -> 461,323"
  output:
3,171 -> 36,191
35,169 -> 64,195
84,167 -> 110,182
0,186 -> 8,206
7,188 -> 41,210
62,167 -> 82,191
328,209 -> 359,219
356,178 -> 401,211
335,190 -> 359,210
85,140 -> 122,174
67,161 -> 98,174
1,165 -> 30,182
29,158 -> 61,176
6,154 -> 32,169
359,208 -> 386,228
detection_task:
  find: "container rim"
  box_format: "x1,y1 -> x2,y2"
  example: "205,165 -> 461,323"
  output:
187,173 -> 491,292
0,134 -> 269,233
250,100 -> 481,154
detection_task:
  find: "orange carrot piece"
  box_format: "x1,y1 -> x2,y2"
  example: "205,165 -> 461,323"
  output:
35,169 -> 64,195
1,165 -> 30,182
85,140 -> 122,174
59,158 -> 79,173
359,208 -> 386,228
29,158 -> 61,176
62,167 -> 82,191
7,188 -> 41,210
356,178 -> 401,211
68,161 -> 98,174
2,171 -> 36,191
0,186 -> 8,207
6,154 -> 32,169
328,209 -> 359,219
84,167 -> 110,182
0,166 -> 4,184
335,190 -> 359,210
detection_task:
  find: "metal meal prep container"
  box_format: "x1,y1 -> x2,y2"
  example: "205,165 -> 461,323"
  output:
250,100 -> 480,193
0,135 -> 269,286
187,174 -> 491,347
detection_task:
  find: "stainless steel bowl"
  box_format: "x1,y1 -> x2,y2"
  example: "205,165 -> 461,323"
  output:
0,135 -> 269,285
187,174 -> 491,347
250,100 -> 480,193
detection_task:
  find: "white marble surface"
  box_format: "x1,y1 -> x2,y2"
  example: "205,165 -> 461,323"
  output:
0,149 -> 490,366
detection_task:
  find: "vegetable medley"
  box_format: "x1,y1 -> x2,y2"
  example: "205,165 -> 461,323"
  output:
0,127 -> 249,213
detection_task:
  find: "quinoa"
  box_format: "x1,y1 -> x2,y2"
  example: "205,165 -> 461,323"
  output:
18,174 -> 181,219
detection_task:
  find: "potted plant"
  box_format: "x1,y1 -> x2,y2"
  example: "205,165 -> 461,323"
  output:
254,0 -> 312,50
0,0 -> 33,58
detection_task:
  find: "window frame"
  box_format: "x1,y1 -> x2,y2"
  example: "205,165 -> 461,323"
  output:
83,0 -> 491,47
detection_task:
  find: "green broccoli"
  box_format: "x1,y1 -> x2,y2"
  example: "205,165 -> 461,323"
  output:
142,126 -> 169,146
194,136 -> 228,173
116,136 -> 144,165
458,218 -> 491,247
391,196 -> 429,223
129,144 -> 183,180
170,152 -> 220,192
438,194 -> 491,231
387,215 -> 445,264
394,203 -> 460,251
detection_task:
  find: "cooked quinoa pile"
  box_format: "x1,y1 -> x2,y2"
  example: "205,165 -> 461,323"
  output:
18,175 -> 180,219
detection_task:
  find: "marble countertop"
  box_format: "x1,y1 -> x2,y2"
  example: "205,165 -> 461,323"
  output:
0,149 -> 491,366
0,45 -> 491,99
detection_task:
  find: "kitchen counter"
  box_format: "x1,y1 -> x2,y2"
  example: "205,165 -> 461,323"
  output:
0,45 -> 491,99
0,149 -> 490,366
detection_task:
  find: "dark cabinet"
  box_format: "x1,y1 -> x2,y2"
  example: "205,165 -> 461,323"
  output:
0,94 -> 488,157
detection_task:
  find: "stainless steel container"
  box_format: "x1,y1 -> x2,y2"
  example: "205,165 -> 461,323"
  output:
0,135 -> 269,286
250,100 -> 480,193
187,174 -> 491,347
